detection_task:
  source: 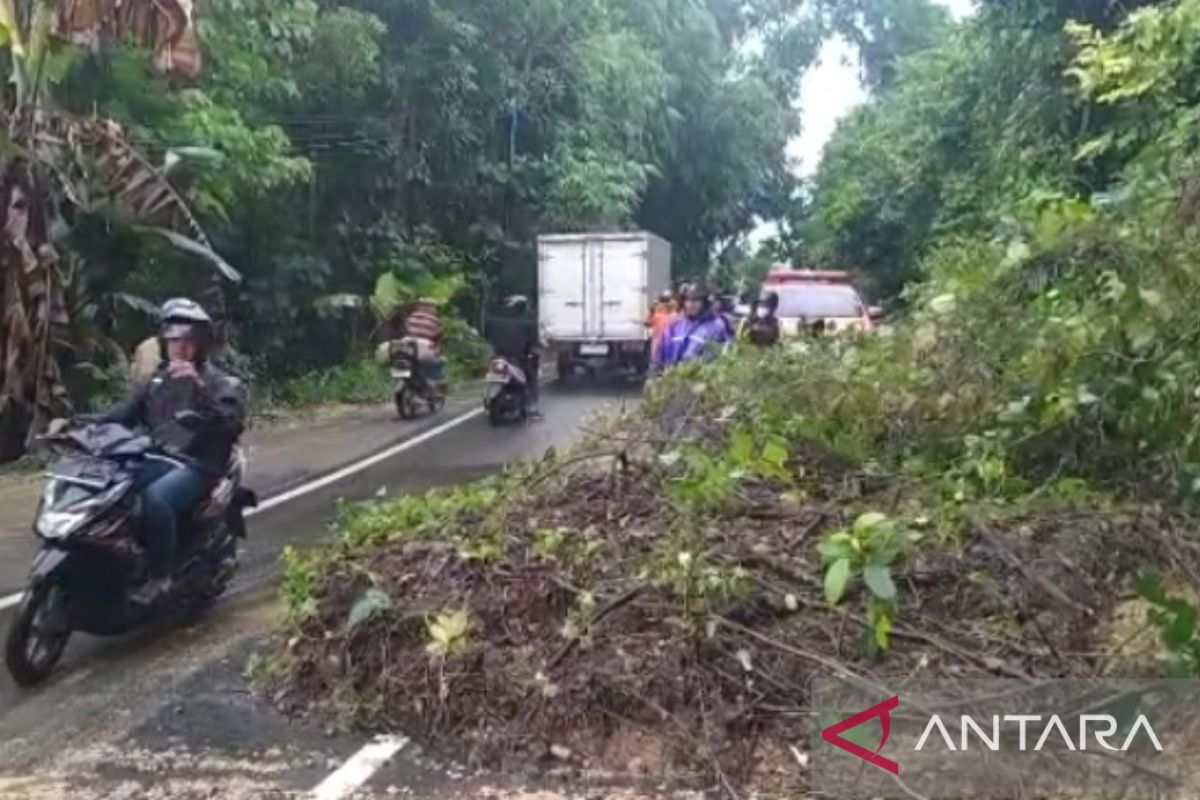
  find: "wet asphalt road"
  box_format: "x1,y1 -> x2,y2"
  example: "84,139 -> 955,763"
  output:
0,380 -> 641,798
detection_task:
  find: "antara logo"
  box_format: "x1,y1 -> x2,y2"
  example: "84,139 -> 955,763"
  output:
821,696 -> 1164,775
821,696 -> 901,775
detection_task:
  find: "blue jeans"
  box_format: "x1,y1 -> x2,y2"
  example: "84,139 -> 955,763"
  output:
133,457 -> 212,578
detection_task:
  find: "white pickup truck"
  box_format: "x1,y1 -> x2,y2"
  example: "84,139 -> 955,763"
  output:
537,232 -> 671,379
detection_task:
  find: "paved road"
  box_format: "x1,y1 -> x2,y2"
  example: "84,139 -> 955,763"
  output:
0,380 -> 643,800
0,390 -> 487,598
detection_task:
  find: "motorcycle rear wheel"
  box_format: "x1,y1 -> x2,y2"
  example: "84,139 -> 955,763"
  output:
5,582 -> 71,687
487,400 -> 506,426
395,387 -> 416,420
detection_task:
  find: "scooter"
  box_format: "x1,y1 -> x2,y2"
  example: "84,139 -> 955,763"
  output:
483,357 -> 528,426
4,419 -> 257,686
391,340 -> 446,420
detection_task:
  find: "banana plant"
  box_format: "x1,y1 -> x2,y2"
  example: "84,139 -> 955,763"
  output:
0,0 -> 231,460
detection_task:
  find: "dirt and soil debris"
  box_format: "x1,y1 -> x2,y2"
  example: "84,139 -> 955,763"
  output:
263,405 -> 1200,797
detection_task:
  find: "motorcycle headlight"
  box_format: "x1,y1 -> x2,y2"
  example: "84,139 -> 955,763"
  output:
37,507 -> 87,539
37,479 -> 130,540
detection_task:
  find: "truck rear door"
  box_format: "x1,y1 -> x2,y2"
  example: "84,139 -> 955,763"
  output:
594,237 -> 646,341
539,239 -> 587,340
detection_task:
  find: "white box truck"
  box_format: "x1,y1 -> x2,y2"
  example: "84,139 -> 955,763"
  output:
537,232 -> 671,379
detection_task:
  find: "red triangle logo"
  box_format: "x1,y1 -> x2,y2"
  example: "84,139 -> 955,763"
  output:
821,695 -> 900,774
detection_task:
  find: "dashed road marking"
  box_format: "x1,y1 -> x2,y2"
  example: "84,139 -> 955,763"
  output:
312,735 -> 409,800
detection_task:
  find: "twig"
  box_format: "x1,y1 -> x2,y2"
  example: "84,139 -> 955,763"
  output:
547,585 -> 645,670
973,521 -> 1096,618
711,615 -> 889,696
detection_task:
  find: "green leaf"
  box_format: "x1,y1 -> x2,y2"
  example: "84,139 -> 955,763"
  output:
864,564 -> 897,601
873,609 -> 893,650
137,226 -> 242,283
370,272 -> 405,320
824,558 -> 852,605
853,512 -> 889,536
1166,603 -> 1197,648
729,430 -> 754,464
761,438 -> 790,470
426,608 -> 472,657
347,587 -> 392,630
818,532 -> 856,563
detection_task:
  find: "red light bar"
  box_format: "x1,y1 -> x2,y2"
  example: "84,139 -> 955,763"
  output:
765,269 -> 852,285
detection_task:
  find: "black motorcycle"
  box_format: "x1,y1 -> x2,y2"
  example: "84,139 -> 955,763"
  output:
483,356 -> 528,425
4,420 -> 257,686
391,340 -> 446,420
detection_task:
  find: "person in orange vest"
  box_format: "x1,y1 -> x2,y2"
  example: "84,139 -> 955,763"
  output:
646,290 -> 678,364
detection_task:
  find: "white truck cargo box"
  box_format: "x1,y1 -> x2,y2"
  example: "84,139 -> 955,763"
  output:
538,231 -> 671,377
538,232 -> 671,341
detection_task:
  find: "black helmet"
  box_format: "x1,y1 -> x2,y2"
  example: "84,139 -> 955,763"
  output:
158,297 -> 212,358
761,291 -> 780,311
680,282 -> 711,304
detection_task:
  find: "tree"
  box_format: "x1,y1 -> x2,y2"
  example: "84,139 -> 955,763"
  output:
0,0 -> 235,459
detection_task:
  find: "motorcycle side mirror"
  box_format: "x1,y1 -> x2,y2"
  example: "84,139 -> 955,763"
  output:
174,410 -> 205,430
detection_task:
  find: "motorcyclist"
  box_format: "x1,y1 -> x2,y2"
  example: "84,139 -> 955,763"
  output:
94,298 -> 246,605
745,291 -> 781,347
653,283 -> 731,369
377,298 -> 447,391
484,295 -> 541,417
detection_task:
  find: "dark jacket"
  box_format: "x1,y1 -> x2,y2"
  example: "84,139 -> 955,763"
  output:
484,313 -> 539,363
746,313 -> 781,347
98,362 -> 246,474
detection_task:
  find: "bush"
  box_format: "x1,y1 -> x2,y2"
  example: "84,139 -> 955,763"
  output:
276,358 -> 391,408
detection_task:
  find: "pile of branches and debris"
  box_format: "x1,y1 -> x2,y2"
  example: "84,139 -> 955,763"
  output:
259,361 -> 1200,796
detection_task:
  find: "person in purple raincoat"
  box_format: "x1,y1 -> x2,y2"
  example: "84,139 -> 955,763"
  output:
653,283 -> 731,370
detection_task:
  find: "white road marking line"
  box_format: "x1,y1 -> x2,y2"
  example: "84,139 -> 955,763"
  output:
246,406 -> 483,516
312,735 -> 409,800
0,406 -> 485,613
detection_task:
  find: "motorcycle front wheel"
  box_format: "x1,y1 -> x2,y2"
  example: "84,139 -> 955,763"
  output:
5,582 -> 71,687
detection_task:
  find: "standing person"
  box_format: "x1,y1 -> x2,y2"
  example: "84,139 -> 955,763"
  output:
715,295 -> 738,340
93,298 -> 247,605
646,290 -> 677,364
745,291 -> 781,347
485,295 -> 542,417
653,284 -> 731,370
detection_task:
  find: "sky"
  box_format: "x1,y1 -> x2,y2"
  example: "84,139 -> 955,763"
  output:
750,0 -> 975,246
791,0 -> 976,176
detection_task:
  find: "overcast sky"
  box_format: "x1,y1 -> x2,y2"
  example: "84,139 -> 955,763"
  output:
747,0 -> 973,247
790,0 -> 976,177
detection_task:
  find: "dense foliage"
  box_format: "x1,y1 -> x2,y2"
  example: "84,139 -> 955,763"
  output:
78,0 -> 825,379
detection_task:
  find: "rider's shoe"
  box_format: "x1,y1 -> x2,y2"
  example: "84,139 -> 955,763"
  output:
130,576 -> 172,606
